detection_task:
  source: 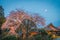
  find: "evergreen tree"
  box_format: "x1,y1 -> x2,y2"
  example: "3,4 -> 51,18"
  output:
0,6 -> 5,26
0,6 -> 5,37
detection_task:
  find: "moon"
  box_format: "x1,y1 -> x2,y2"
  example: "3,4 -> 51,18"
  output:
44,9 -> 48,12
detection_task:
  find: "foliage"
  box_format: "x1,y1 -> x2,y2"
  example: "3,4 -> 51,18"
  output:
33,34 -> 41,40
31,29 -> 53,40
1,35 -> 18,40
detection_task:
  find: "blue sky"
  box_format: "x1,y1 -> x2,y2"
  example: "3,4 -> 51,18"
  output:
0,0 -> 60,27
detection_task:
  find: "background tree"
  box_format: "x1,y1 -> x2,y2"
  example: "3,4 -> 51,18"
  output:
0,6 -> 5,40
0,6 -> 5,28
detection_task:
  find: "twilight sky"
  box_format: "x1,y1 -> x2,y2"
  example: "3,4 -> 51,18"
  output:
0,0 -> 60,27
